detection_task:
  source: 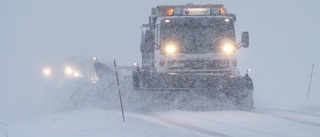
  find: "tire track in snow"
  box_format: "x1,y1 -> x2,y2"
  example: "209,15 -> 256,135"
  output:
145,113 -> 280,137
132,114 -> 229,137
274,109 -> 320,117
154,116 -> 230,137
205,118 -> 281,137
252,111 -> 320,127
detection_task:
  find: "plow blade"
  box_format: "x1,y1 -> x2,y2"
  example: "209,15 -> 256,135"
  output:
132,72 -> 254,110
134,72 -> 253,91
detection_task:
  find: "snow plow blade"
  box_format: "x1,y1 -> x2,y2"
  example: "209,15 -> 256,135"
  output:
133,72 -> 253,91
132,72 -> 254,110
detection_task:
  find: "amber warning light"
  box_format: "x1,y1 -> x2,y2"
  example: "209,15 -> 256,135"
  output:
166,8 -> 174,16
220,7 -> 227,14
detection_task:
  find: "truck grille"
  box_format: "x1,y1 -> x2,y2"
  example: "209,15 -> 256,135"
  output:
168,59 -> 229,70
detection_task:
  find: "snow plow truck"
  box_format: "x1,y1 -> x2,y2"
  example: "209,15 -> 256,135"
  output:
131,4 -> 254,109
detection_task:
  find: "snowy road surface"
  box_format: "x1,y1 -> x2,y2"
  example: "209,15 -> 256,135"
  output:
140,109 -> 320,137
4,108 -> 320,137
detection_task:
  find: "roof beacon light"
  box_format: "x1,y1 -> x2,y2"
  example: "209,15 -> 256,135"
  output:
220,7 -> 227,14
166,8 -> 174,16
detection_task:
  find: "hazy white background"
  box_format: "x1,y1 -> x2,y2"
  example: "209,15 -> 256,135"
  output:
1,0 -> 320,120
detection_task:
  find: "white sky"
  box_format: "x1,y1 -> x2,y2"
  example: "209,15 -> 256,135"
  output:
0,0 -> 320,114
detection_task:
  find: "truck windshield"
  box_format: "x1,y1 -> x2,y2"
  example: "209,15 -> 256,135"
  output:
160,17 -> 235,54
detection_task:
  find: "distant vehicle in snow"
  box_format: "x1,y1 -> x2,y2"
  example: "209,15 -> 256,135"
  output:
93,57 -> 114,80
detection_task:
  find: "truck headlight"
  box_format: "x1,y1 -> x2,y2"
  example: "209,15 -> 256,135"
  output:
165,45 -> 176,54
222,44 -> 236,55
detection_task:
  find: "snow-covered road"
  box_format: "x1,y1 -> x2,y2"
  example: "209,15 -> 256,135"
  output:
140,109 -> 320,137
4,108 -> 320,137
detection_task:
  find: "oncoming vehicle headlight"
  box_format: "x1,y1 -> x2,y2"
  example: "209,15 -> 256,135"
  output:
42,67 -> 52,77
73,72 -> 80,78
64,66 -> 82,78
165,45 -> 176,54
65,66 -> 73,76
222,44 -> 236,55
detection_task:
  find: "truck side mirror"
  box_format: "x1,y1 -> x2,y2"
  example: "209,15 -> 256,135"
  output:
241,32 -> 249,48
